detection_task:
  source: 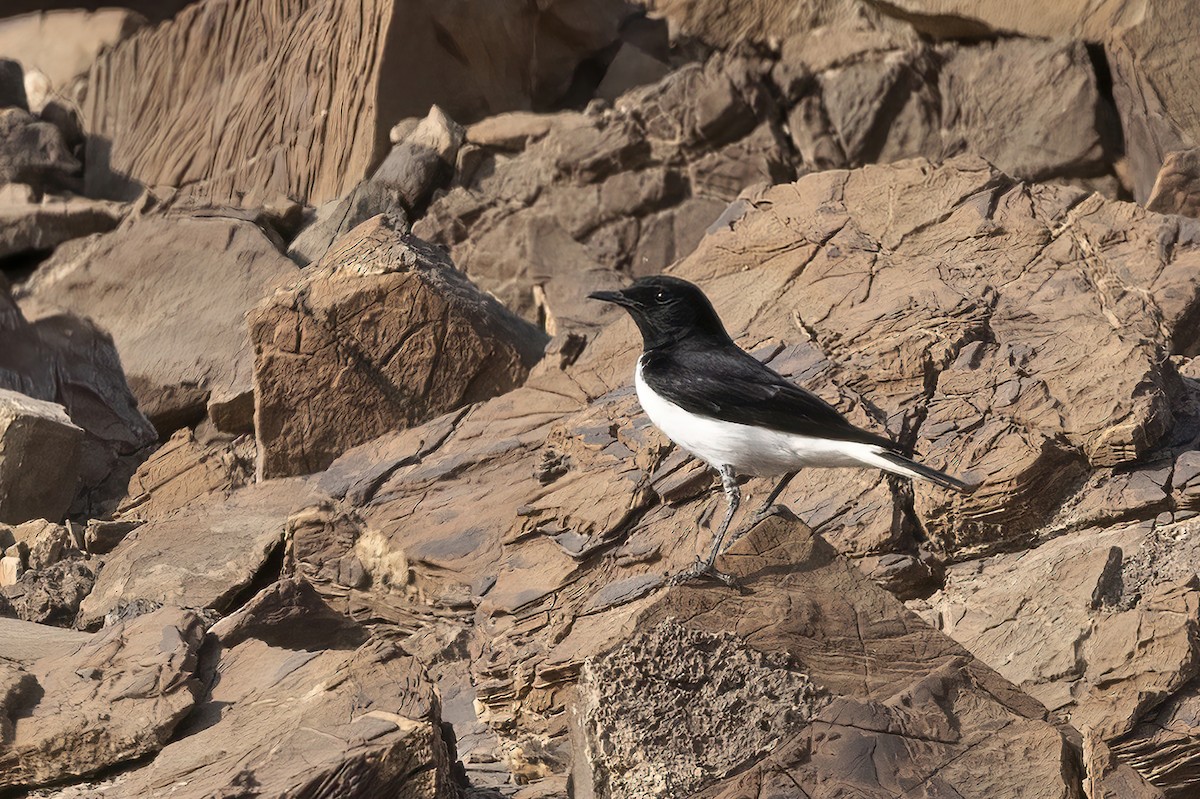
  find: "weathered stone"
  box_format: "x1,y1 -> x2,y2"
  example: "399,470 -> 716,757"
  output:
115,428 -> 255,523
0,558 -> 95,625
1147,148 -> 1200,219
250,217 -> 546,478
0,188 -> 125,259
641,0 -> 911,48
595,42 -> 671,102
42,580 -> 459,799
372,104 -> 464,214
0,107 -> 76,191
82,0 -> 636,205
7,519 -> 71,570
18,214 -> 298,434
0,607 -> 204,789
77,480 -> 317,629
286,180 -> 408,267
0,390 -> 81,525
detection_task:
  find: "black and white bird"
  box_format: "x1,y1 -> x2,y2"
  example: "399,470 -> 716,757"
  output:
590,275 -> 969,585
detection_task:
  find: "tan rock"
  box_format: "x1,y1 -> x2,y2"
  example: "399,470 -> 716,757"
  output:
115,428 -> 255,523
41,579 -> 459,799
0,10 -> 145,98
0,389 -> 82,525
82,0 -> 634,205
18,213 -> 298,433
1147,148 -> 1200,218
0,191 -> 125,259
77,480 -> 318,629
249,217 -> 546,478
0,607 -> 204,789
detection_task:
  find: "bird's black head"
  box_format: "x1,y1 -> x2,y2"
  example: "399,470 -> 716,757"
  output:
588,275 -> 732,350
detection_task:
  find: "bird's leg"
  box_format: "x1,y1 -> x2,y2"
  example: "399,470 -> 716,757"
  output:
672,465 -> 740,587
753,471 -> 797,520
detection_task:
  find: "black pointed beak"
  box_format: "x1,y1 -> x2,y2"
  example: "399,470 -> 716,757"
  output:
588,289 -> 632,306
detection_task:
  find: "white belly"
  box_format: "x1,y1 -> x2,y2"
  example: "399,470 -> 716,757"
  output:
634,360 -> 883,477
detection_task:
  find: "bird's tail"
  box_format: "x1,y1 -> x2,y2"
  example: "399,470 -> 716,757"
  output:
858,446 -> 970,492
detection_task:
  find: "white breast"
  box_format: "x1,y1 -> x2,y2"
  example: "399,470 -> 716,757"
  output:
634,358 -> 887,477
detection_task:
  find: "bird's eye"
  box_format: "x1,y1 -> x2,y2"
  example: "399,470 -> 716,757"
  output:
655,289 -> 669,304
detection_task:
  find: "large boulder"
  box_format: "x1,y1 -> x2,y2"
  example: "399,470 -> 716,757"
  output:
81,0 -> 636,205
0,186 -> 125,259
0,107 -> 78,192
0,301 -> 156,517
0,390 -> 81,524
18,213 -> 299,434
249,216 -> 546,478
0,607 -> 205,789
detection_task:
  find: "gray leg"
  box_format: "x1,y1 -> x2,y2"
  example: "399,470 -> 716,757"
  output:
672,465 -> 740,587
703,465 -> 740,568
753,471 -> 796,519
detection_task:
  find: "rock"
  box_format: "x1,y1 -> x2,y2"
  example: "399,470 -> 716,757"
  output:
115,429 -> 255,522
372,104 -> 464,215
6,519 -> 72,570
286,180 -> 408,267
82,519 -> 140,555
595,42 -> 671,102
18,213 -> 298,434
1,558 -> 96,625
1147,148 -> 1200,218
0,555 -> 21,587
0,107 -> 77,191
910,516 -> 1200,786
249,217 -> 546,478
641,0 -> 909,48
0,390 -> 82,525
77,480 -> 317,630
82,0 -> 636,205
0,607 -> 204,789
0,306 -> 157,517
415,50 -> 795,324
0,10 -> 145,102
0,58 -> 26,110
0,188 -> 126,259
1109,677 -> 1200,797
938,38 -> 1110,181
42,580 -> 459,798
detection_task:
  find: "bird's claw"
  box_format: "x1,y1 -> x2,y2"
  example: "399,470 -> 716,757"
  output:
669,558 -> 739,588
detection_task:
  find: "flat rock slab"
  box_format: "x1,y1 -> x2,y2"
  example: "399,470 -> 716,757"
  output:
0,191 -> 126,259
0,388 -> 82,524
42,580 -> 458,799
76,479 -> 319,629
0,607 -> 204,789
250,217 -> 546,478
18,213 -> 298,433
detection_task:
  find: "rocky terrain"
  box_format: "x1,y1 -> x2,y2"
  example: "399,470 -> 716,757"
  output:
1,0 -> 1200,796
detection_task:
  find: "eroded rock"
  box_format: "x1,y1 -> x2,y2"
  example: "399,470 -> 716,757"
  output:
250,217 -> 546,478
0,390 -> 81,524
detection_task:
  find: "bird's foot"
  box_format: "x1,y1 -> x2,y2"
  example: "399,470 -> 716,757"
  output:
668,558 -> 739,588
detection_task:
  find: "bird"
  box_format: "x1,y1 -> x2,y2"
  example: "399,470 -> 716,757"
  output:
589,275 -> 969,586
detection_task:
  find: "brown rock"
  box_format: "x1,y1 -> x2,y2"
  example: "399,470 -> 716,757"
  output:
82,0 -> 635,205
18,213 -> 299,433
0,187 -> 125,259
641,0 -> 910,48
115,428 -> 255,523
43,579 -> 458,799
0,389 -> 82,524
0,11 -> 144,103
0,607 -> 204,789
1147,148 -> 1200,218
286,179 -> 408,267
76,480 -> 317,629
249,217 -> 546,478
415,51 -> 795,324
372,104 -> 464,215
0,107 -> 77,191
1,558 -> 96,626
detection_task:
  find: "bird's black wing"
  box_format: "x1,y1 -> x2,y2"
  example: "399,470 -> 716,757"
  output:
641,343 -> 896,449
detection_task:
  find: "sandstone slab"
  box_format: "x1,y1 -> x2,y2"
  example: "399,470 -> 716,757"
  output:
0,607 -> 204,789
18,213 -> 298,433
250,217 -> 546,478
43,579 -> 459,799
76,480 -> 316,629
0,187 -> 124,259
0,389 -> 81,524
